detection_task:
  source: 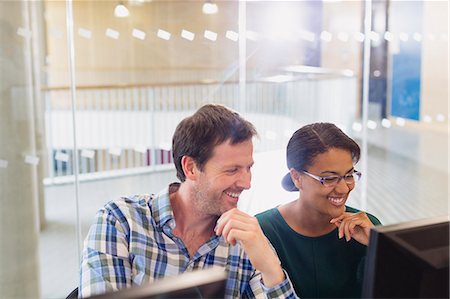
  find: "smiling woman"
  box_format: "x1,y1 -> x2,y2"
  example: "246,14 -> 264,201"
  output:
256,122 -> 381,299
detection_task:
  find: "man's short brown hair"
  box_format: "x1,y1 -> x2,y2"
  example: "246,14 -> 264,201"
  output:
172,104 -> 257,182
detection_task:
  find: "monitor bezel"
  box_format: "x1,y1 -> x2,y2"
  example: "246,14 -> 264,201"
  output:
87,267 -> 228,299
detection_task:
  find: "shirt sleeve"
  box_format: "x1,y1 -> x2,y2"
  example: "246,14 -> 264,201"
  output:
79,205 -> 132,298
247,269 -> 298,299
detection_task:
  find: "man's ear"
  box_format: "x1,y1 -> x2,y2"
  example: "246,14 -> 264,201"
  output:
181,156 -> 197,181
290,168 -> 302,190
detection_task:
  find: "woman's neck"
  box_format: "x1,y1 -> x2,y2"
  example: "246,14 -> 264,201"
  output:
279,199 -> 336,237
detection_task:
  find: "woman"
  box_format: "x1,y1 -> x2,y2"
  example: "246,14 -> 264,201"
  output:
256,123 -> 381,298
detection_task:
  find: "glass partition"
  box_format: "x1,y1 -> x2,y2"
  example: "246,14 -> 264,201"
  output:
0,0 -> 448,298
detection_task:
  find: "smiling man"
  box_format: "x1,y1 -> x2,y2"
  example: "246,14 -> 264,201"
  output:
79,104 -> 297,298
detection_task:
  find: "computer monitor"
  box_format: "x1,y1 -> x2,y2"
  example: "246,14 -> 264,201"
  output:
88,267 -> 227,299
362,216 -> 449,298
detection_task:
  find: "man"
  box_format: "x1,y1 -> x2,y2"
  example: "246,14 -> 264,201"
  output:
79,104 -> 297,298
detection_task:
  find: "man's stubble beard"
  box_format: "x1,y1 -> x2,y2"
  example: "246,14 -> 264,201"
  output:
193,179 -> 226,217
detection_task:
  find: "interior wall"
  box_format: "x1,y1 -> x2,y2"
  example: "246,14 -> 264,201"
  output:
44,0 -> 241,86
421,0 -> 448,128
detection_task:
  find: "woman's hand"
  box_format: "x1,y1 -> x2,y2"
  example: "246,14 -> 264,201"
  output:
330,212 -> 374,245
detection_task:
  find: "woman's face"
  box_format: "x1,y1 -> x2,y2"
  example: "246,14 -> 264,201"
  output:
298,147 -> 356,219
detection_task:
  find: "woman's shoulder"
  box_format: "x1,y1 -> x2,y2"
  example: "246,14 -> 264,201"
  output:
255,207 -> 280,221
345,205 -> 382,225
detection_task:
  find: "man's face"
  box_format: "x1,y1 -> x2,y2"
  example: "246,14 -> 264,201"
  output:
193,139 -> 254,216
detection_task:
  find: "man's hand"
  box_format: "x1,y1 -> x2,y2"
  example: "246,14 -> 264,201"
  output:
330,212 -> 374,245
215,208 -> 285,288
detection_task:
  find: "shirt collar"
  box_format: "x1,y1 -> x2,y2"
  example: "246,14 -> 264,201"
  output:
151,182 -> 180,230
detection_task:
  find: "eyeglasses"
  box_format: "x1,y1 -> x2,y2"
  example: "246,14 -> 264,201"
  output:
302,170 -> 362,187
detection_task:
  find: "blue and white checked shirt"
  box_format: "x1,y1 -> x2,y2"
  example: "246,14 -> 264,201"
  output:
80,183 -> 297,298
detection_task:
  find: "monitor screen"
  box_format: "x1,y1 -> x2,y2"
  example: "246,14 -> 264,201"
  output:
362,216 -> 449,298
88,267 -> 227,299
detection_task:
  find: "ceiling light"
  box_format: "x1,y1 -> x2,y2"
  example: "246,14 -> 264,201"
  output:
105,28 -> 119,39
354,32 -> 365,42
423,115 -> 432,123
413,32 -> 422,42
381,118 -> 391,128
204,30 -> 217,41
352,122 -> 362,132
436,113 -> 446,122
114,2 -> 129,18
132,28 -> 146,40
157,29 -> 171,40
181,29 -> 195,41
367,120 -> 377,130
384,31 -> 394,42
399,32 -> 409,42
320,30 -> 332,42
396,118 -> 406,126
337,32 -> 349,42
202,1 -> 218,14
225,30 -> 239,42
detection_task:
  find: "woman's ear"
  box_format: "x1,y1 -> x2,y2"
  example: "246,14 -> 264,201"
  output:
290,168 -> 302,190
181,156 -> 197,181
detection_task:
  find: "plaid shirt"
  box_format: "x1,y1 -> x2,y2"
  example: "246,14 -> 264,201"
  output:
80,183 -> 297,298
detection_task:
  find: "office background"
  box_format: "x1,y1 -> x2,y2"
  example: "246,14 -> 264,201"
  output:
0,0 -> 448,298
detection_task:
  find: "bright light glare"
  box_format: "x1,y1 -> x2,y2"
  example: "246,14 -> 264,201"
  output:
369,31 -> 380,42
226,30 -> 239,42
399,32 -> 409,42
181,29 -> 195,41
105,28 -> 119,39
342,69 -> 354,77
134,145 -> 147,154
159,142 -> 172,151
204,30 -> 217,41
299,29 -> 315,42
132,28 -> 146,40
246,30 -> 259,41
384,31 -> 394,41
114,3 -> 129,18
436,114 -> 446,122
320,31 -> 332,42
413,32 -> 422,42
354,32 -> 365,42
396,118 -> 406,126
367,120 -> 377,130
263,5 -> 299,41
202,2 -> 218,14
109,148 -> 122,156
352,122 -> 362,132
157,29 -> 171,40
78,28 -> 92,39
423,115 -> 432,123
337,32 -> 349,42
381,118 -> 391,128
263,75 -> 293,83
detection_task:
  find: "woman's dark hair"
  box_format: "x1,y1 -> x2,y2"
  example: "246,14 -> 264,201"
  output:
282,122 -> 360,191
172,104 -> 257,182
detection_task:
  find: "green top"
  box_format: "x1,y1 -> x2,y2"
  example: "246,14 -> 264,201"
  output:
256,206 -> 381,299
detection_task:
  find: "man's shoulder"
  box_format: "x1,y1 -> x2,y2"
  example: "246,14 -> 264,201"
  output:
102,194 -> 154,221
105,194 -> 153,209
